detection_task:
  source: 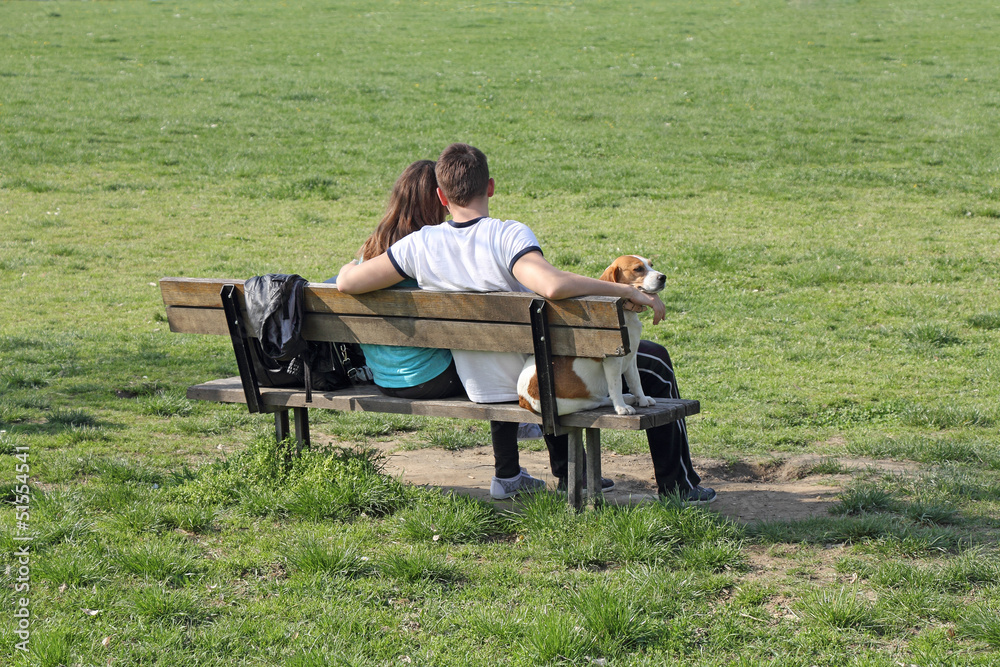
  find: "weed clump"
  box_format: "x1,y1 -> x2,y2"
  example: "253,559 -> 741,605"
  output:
968,312 -> 1000,330
797,585 -> 881,631
515,494 -> 744,570
397,490 -> 506,543
286,536 -> 372,577
168,434 -> 406,521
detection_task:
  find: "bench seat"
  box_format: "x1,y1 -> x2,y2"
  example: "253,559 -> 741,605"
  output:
189,376 -> 699,431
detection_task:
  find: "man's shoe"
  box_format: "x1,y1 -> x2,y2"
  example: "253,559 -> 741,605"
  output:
683,485 -> 717,505
517,423 -> 543,441
556,476 -> 615,493
490,468 -> 547,500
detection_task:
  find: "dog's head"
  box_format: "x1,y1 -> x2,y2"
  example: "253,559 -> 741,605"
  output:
599,255 -> 666,293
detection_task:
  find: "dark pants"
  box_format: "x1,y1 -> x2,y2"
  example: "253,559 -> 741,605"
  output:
490,422 -> 522,479
376,360 -> 465,400
541,340 -> 701,495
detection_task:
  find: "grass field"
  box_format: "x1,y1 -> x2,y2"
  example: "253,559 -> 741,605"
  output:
2,0 -> 1000,664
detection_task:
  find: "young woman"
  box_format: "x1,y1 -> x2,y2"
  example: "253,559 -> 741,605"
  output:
347,160 -> 464,400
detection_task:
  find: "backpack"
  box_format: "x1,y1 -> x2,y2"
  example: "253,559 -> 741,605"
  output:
243,274 -> 372,399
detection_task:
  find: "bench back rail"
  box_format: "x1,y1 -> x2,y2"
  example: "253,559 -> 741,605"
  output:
161,278 -> 630,357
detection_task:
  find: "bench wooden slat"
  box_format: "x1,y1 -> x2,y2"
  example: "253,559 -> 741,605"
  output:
166,306 -> 630,357
160,278 -> 625,329
188,377 -> 700,431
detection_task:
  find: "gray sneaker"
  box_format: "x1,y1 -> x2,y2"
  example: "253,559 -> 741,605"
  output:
490,468 -> 547,500
684,486 -> 717,505
517,423 -> 543,441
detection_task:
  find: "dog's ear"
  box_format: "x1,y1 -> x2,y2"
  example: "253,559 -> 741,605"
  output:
599,263 -> 621,283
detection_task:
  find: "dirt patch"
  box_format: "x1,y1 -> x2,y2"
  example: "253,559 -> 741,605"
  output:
340,440 -> 921,524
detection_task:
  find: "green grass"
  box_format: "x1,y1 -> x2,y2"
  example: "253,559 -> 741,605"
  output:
285,535 -> 371,577
2,0 -> 1000,664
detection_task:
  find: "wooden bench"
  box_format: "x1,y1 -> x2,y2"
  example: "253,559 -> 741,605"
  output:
159,277 -> 700,509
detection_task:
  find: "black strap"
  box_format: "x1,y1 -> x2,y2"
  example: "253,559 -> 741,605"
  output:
304,363 -> 312,403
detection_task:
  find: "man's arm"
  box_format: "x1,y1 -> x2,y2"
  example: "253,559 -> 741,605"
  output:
335,253 -> 405,294
511,251 -> 666,324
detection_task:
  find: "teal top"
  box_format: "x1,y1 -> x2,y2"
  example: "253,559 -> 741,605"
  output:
355,279 -> 453,389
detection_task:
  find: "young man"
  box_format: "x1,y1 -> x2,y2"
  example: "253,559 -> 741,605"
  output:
337,143 -> 714,503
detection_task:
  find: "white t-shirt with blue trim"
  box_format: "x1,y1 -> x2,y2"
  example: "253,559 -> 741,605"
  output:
387,216 -> 542,403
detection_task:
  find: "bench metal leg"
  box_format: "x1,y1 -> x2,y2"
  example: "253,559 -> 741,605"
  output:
274,410 -> 290,443
586,428 -> 604,508
293,407 -> 310,454
567,428 -> 584,511
272,408 -> 309,456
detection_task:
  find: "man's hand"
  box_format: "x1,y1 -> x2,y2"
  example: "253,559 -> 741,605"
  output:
510,251 -> 665,322
627,291 -> 665,325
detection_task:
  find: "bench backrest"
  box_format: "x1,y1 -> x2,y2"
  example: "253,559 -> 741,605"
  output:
160,278 -> 631,358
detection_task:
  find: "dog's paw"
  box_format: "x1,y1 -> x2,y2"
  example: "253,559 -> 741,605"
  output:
637,396 -> 655,408
615,404 -> 637,416
621,393 -> 637,405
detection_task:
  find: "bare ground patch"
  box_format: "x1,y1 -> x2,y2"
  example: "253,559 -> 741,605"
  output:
328,437 -> 923,524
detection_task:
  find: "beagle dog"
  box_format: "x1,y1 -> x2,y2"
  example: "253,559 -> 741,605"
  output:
517,255 -> 665,416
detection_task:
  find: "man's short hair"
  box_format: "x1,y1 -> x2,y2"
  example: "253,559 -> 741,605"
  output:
435,143 -> 489,207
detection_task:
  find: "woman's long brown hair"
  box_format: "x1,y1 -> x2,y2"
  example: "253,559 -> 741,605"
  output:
358,160 -> 448,261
